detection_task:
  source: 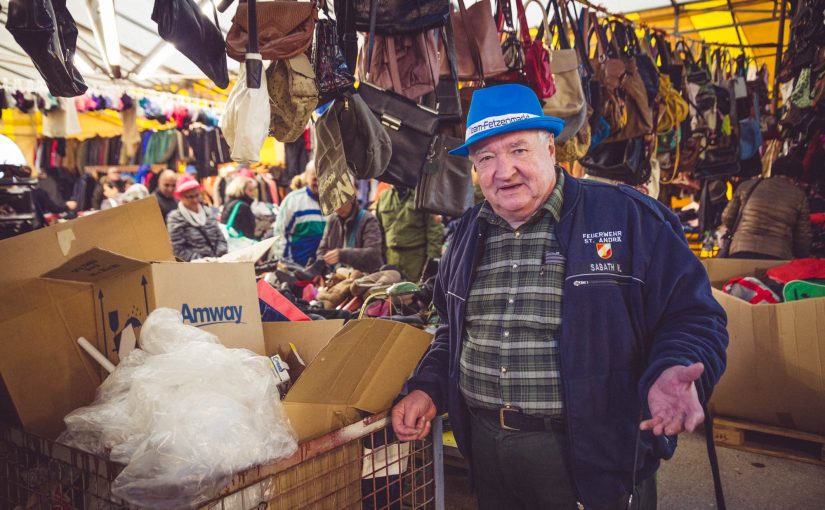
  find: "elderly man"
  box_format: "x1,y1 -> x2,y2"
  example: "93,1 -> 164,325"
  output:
391,84 -> 728,509
154,169 -> 179,223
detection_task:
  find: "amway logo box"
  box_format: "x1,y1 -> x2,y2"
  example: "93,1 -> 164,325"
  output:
181,304 -> 244,326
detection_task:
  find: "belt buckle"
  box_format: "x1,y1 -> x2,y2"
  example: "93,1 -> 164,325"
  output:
499,405 -> 521,431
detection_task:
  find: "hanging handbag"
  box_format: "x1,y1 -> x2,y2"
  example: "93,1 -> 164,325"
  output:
226,0 -> 317,62
314,97 -> 360,215
443,0 -> 508,81
588,14 -> 627,135
496,0 -> 526,81
267,54 -> 319,143
581,136 -> 651,186
6,0 -> 88,97
539,0 -> 585,118
357,29 -> 440,100
359,81 -> 440,189
150,0 -> 230,88
415,134 -> 474,218
604,21 -> 654,142
352,0 -> 449,34
515,0 -> 556,99
312,7 -> 356,105
432,23 -> 462,123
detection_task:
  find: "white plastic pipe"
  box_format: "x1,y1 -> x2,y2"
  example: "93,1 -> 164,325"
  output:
77,337 -> 116,373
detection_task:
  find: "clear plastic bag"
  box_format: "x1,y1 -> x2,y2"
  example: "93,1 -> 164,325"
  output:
58,308 -> 298,509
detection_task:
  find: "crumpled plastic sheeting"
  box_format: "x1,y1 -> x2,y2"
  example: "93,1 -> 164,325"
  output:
58,308 -> 298,509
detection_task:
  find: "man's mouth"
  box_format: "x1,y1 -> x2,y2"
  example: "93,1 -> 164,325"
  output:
499,183 -> 523,192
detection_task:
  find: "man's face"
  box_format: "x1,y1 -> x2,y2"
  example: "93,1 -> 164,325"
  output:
158,172 -> 177,198
336,201 -> 354,219
469,130 -> 557,227
305,169 -> 319,195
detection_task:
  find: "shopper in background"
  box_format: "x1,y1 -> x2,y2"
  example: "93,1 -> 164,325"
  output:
167,175 -> 227,261
721,155 -> 811,260
154,169 -> 179,222
316,197 -> 383,274
392,84 -> 728,510
91,167 -> 125,210
220,176 -> 258,239
121,183 -> 149,204
376,186 -> 443,281
270,161 -> 325,265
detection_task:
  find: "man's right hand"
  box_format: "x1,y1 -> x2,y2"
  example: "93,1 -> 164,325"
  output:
391,390 -> 437,441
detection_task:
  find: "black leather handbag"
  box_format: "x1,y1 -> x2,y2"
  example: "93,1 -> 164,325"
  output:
416,135 -> 474,218
359,81 -> 440,189
433,23 -> 462,123
6,0 -> 88,97
312,14 -> 356,105
352,0 -> 449,34
151,0 -> 230,88
581,137 -> 652,186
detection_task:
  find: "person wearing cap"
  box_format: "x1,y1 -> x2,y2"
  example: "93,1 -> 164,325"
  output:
391,84 -> 728,509
166,175 -> 227,261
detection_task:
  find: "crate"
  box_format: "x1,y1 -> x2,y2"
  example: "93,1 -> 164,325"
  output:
0,413 -> 444,510
713,417 -> 825,467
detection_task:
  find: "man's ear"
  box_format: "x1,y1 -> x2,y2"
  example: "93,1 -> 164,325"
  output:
547,134 -> 556,158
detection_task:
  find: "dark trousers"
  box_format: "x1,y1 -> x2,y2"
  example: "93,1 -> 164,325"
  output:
469,410 -> 657,510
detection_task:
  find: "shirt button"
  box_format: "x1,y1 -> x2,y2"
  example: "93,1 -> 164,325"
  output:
503,330 -> 510,337
501,366 -> 508,373
514,231 -> 521,238
508,298 -> 514,304
512,263 -> 518,269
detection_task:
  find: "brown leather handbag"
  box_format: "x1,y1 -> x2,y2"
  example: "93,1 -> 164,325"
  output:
605,21 -> 654,141
441,0 -> 508,81
226,0 -> 317,62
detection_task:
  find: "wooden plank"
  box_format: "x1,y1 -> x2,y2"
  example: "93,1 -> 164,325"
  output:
714,418 -> 825,444
713,417 -> 825,467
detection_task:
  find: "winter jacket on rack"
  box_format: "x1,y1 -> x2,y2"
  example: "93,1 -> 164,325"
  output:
722,176 -> 812,259
316,205 -> 384,274
271,187 -> 325,266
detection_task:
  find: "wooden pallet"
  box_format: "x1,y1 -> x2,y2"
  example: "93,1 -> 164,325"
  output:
713,417 -> 825,466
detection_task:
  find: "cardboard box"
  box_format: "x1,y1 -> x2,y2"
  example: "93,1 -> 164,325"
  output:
263,319 -> 433,442
0,199 -> 264,439
703,259 -> 825,435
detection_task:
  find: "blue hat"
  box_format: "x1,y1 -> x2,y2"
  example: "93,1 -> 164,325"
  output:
449,84 -> 565,157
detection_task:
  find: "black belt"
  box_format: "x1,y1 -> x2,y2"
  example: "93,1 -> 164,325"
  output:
471,406 -> 565,433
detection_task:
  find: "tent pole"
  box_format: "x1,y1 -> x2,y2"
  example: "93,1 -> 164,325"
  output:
772,0 -> 788,113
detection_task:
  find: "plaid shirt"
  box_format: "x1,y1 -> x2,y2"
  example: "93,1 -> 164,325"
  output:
459,171 -> 566,417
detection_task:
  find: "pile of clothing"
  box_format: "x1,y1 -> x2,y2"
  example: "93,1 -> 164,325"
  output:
257,259 -> 439,325
722,258 -> 825,304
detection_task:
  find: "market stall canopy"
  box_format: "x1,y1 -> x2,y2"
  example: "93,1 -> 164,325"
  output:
0,0 -> 241,90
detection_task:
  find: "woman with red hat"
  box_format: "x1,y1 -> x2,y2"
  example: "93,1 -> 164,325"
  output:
166,175 -> 228,261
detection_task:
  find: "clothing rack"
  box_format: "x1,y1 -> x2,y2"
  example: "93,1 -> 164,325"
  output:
0,78 -> 226,112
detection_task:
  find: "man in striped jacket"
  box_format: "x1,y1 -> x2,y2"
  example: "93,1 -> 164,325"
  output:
271,161 -> 326,266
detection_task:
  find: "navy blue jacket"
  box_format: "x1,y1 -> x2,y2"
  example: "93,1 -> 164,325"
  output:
407,173 -> 728,507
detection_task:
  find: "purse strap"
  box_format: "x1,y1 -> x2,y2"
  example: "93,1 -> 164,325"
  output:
245,0 -> 262,88
442,21 -> 460,83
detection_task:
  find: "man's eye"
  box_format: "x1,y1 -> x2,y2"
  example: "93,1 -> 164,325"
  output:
479,155 -> 493,163
514,148 -> 527,155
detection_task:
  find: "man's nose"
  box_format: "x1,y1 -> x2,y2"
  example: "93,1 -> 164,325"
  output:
493,157 -> 517,181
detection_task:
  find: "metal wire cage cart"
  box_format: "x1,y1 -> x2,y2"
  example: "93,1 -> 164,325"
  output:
0,412 -> 445,510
